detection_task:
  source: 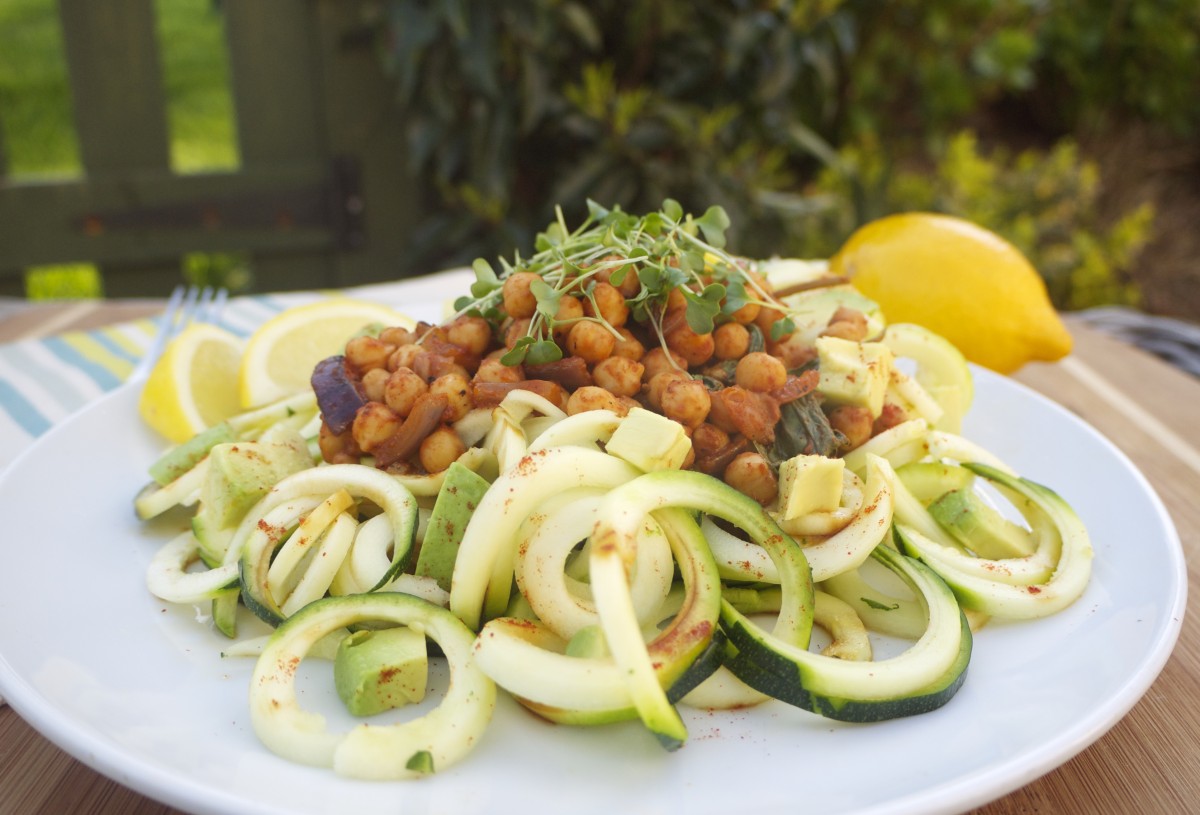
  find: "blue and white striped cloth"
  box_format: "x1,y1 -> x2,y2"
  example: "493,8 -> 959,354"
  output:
0,269 -> 472,471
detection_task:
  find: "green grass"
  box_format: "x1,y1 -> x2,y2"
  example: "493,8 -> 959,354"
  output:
0,0 -> 238,297
0,0 -> 80,176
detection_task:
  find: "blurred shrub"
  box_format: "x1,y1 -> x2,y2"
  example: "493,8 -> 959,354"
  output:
793,131 -> 1154,309
371,0 -> 1171,308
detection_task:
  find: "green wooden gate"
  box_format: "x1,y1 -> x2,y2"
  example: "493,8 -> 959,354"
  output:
0,0 -> 416,298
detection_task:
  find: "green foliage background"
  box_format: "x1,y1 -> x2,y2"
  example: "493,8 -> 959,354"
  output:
372,0 -> 1198,310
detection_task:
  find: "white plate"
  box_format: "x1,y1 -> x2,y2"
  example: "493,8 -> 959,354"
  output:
0,365 -> 1185,815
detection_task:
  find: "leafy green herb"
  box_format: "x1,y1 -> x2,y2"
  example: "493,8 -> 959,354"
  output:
769,316 -> 797,342
861,598 -> 900,611
682,283 -> 726,334
470,258 -> 501,298
754,391 -> 844,470
450,200 -> 785,368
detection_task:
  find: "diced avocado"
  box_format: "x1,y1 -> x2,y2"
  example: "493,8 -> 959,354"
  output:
565,624 -> 610,659
148,422 -> 237,486
928,488 -> 1037,559
405,751 -> 435,774
896,461 -> 976,506
415,462 -> 491,592
334,627 -> 428,716
193,428 -> 314,564
777,454 -> 844,520
211,587 -> 240,639
815,336 -> 894,417
606,407 -> 692,472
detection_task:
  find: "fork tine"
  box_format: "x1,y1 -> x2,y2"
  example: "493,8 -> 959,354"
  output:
208,287 -> 230,324
130,284 -> 232,382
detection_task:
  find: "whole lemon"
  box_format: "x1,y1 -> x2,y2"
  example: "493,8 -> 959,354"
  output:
829,213 -> 1073,374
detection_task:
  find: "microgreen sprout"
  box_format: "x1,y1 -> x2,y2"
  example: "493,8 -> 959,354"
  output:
457,199 -> 790,367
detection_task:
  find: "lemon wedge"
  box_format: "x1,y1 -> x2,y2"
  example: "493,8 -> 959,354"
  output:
829,213 -> 1073,374
238,298 -> 415,408
138,323 -> 244,443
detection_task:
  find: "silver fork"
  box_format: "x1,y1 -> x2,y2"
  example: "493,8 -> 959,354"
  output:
129,284 -> 230,381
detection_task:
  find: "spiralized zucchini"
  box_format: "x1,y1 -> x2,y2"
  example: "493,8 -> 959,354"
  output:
138,350 -> 1091,778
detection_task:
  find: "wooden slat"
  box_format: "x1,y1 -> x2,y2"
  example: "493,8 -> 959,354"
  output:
222,1 -> 335,290
58,0 -> 170,176
313,1 -> 420,288
57,0 -> 173,295
0,166 -> 334,270
223,1 -> 325,166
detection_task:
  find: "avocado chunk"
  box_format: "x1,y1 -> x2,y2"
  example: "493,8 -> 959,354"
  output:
896,461 -> 976,506
148,421 -> 237,486
815,336 -> 894,418
928,487 -> 1037,560
777,454 -> 844,520
606,407 -> 692,472
415,461 -> 491,591
334,626 -> 428,716
565,624 -> 610,659
192,428 -> 314,564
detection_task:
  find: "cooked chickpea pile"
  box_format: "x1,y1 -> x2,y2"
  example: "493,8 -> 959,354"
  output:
317,258 -> 907,505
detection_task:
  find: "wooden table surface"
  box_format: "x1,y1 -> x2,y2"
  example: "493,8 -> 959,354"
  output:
0,300 -> 1196,815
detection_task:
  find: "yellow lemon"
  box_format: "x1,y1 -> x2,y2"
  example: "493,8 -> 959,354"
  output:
829,213 -> 1073,374
238,298 -> 415,408
138,323 -> 244,443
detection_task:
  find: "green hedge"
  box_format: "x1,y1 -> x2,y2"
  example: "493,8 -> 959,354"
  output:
373,0 -> 1189,308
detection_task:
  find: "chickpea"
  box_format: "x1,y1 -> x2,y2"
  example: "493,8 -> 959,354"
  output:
723,452 -> 778,505
681,439 -> 697,470
735,351 -> 788,393
445,315 -> 492,356
566,320 -> 616,364
344,335 -> 396,373
592,356 -> 645,398
388,342 -> 423,372
664,321 -> 715,367
665,287 -> 687,315
641,347 -> 687,383
616,395 -> 640,415
691,422 -> 730,456
419,425 -> 466,473
612,327 -> 646,361
827,405 -> 873,450
384,367 -> 427,417
730,271 -> 769,324
660,377 -> 711,428
503,317 -> 533,348
873,402 -> 909,435
318,421 -> 361,464
726,299 -> 761,325
361,367 -> 390,403
413,353 -> 469,383
821,312 -> 870,342
754,305 -> 791,342
552,295 -> 585,341
645,370 -> 691,411
584,282 -> 629,328
567,385 -> 624,415
379,325 -> 416,346
595,255 -> 641,298
352,401 -> 402,453
502,271 -> 540,319
713,322 -> 751,360
429,372 -> 473,423
474,357 -> 524,384
770,333 -> 818,369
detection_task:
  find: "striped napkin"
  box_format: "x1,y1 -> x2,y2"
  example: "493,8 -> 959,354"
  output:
0,269 -> 471,472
